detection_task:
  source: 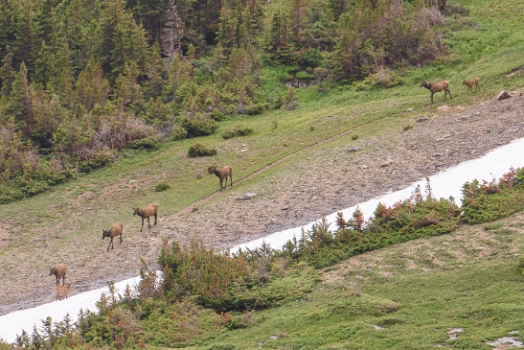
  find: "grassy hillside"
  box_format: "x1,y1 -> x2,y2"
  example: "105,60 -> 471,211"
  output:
2,0 -> 524,258
179,213 -> 524,350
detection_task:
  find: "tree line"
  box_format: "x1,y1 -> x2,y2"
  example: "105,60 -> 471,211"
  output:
0,0 -> 451,203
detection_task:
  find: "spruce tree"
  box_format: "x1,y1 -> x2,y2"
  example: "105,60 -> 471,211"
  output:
0,46 -> 15,98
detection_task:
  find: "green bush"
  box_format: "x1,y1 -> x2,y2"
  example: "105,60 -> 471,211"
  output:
246,103 -> 267,116
364,67 -> 404,88
176,113 -> 219,138
78,152 -> 113,173
222,125 -> 254,139
461,168 -> 524,224
155,182 -> 171,192
188,143 -> 217,157
132,136 -> 159,149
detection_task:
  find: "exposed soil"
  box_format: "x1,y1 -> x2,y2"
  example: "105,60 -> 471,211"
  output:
1,90 -> 524,318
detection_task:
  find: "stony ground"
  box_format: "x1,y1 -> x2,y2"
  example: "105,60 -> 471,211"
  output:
1,90 -> 523,317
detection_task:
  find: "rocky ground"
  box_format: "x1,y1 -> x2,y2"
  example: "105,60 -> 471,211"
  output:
1,90 -> 523,318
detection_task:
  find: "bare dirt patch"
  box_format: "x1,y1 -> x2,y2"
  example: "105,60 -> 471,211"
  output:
1,91 -> 524,317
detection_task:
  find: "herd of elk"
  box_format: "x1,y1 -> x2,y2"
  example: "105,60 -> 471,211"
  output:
420,77 -> 480,103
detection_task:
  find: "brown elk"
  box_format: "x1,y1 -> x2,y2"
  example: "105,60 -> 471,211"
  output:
102,222 -> 124,251
208,165 -> 233,190
133,203 -> 158,232
462,77 -> 480,93
420,80 -> 452,103
49,264 -> 67,286
56,283 -> 72,300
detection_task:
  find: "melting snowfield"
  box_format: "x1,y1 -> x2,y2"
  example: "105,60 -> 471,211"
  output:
1,137 -> 524,343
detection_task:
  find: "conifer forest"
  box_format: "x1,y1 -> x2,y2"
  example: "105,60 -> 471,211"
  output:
0,0 -> 450,203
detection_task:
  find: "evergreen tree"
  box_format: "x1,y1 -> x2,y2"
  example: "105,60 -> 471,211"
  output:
143,41 -> 165,100
0,46 -> 15,98
13,0 -> 37,73
75,58 -> 110,112
7,62 -> 34,137
0,0 -> 15,60
34,41 -> 55,88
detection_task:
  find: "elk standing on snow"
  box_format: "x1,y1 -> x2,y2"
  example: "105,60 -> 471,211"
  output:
56,283 -> 72,300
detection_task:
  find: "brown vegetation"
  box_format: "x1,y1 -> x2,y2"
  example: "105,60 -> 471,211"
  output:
419,80 -> 452,103
133,203 -> 158,232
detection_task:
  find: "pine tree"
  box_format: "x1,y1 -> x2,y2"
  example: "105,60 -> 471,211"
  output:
143,41 -> 165,100
7,62 -> 33,137
0,0 -> 15,61
13,0 -> 37,73
75,58 -> 110,112
34,41 -> 55,88
0,46 -> 15,98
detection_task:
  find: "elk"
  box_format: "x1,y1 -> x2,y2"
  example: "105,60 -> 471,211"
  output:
56,283 -> 72,300
462,77 -> 480,93
208,165 -> 233,190
49,264 -> 67,286
419,80 -> 452,103
379,159 -> 394,169
102,222 -> 124,251
133,203 -> 158,232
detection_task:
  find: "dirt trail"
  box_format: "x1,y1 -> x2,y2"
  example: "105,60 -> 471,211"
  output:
1,90 -> 523,317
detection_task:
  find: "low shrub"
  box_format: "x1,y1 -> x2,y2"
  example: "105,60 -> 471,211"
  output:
461,168 -> 524,224
132,136 -> 159,150
155,182 -> 170,192
222,125 -> 254,139
176,113 -> 219,138
188,143 -> 217,157
78,152 -> 114,173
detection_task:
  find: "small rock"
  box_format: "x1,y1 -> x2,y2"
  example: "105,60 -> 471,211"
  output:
242,193 -> 257,200
407,108 -> 414,112
417,117 -> 428,122
497,90 -> 511,101
129,180 -> 136,184
432,153 -> 442,157
361,165 -> 368,169
270,335 -> 278,340
347,146 -> 361,153
437,105 -> 452,112
474,111 -> 480,116
435,138 -> 446,142
281,205 -> 290,210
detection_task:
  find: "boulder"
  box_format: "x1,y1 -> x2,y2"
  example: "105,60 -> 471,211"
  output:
497,90 -> 510,101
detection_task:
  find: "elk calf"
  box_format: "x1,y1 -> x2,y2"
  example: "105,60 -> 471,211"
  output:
133,203 -> 158,232
56,283 -> 72,300
49,264 -> 67,286
102,222 -> 124,251
462,77 -> 480,93
420,80 -> 452,103
208,165 -> 233,190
